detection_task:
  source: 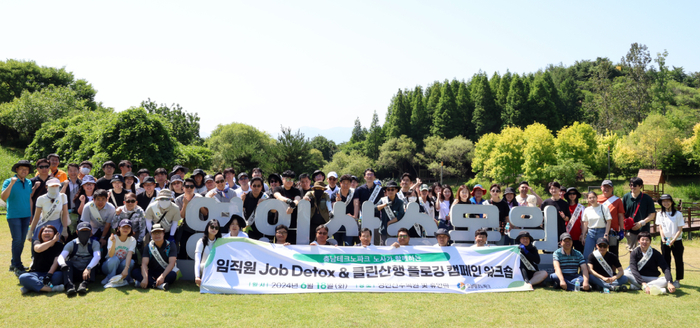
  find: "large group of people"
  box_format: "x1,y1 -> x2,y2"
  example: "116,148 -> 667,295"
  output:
2,155 -> 686,296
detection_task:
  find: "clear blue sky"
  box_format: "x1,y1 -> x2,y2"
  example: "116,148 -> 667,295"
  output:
3,1 -> 698,141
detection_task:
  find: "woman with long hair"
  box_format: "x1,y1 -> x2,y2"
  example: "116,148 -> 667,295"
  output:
101,219 -> 136,287
194,219 -> 222,287
438,185 -> 455,230
657,194 -> 684,288
18,225 -> 65,294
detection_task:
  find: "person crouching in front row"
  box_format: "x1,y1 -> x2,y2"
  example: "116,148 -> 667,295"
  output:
550,232 -> 590,291
133,224 -> 178,290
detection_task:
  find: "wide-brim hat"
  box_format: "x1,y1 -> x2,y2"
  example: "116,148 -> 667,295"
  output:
170,174 -> 183,183
470,184 -> 486,196
11,160 -> 33,173
170,165 -> 189,177
155,189 -> 173,200
312,170 -> 326,180
267,173 -> 281,184
516,231 -> 534,243
192,168 -> 206,177
565,187 -> 581,198
658,194 -> 675,207
312,181 -> 327,190
503,187 -> 516,195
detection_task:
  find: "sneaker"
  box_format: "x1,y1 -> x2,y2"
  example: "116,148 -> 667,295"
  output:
66,286 -> 77,296
156,283 -> 168,291
51,284 -> 65,292
618,285 -> 628,292
77,281 -> 88,294
673,280 -> 680,288
20,287 -> 29,295
14,268 -> 24,278
134,280 -> 141,288
101,275 -> 114,285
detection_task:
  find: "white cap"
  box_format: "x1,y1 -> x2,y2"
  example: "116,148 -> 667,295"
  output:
328,172 -> 338,179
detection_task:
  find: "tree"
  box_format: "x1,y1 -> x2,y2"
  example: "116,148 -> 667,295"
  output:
142,98 -> 202,145
521,123 -> 557,184
683,123 -> 700,165
350,117 -> 367,143
424,81 -> 442,120
0,59 -> 75,104
322,151 -> 374,182
489,72 -> 501,111
364,111 -> 385,160
418,135 -> 474,179
471,133 -> 499,180
554,122 -> 597,169
651,50 -> 674,113
614,113 -> 684,173
385,89 -> 412,139
620,42 -> 653,123
206,122 -> 276,173
558,76 -> 582,126
496,70 -> 512,112
488,127 -> 525,185
527,72 -> 560,131
0,86 -> 90,145
376,135 -> 417,175
504,74 -> 527,127
309,135 -> 338,162
455,81 -> 474,140
410,86 -> 430,150
431,80 -> 460,138
471,73 -> 500,135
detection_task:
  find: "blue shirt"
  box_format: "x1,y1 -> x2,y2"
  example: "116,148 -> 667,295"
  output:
553,247 -> 585,275
2,176 -> 33,219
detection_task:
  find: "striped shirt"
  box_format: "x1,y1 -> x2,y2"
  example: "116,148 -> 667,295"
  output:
553,248 -> 585,275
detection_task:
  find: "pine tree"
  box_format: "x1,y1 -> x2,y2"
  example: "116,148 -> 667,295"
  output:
385,89 -> 411,139
431,80 -> 460,138
527,72 -> 560,131
424,81 -> 442,123
496,70 -> 512,111
558,76 -> 581,126
350,117 -> 366,143
455,80 -> 474,139
365,111 -> 385,160
471,73 -> 500,135
410,86 -> 430,150
504,74 -> 528,127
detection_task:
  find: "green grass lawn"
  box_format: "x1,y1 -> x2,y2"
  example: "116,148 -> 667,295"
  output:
0,145 -> 23,183
1,216 -> 699,327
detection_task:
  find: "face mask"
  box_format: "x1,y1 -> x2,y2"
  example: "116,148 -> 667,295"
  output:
47,187 -> 60,198
408,196 -> 417,203
314,190 -> 324,200
77,230 -> 91,245
80,167 -> 90,175
158,200 -> 171,209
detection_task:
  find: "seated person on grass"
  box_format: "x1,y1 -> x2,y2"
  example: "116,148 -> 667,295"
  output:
101,219 -> 136,288
18,225 -> 65,294
58,222 -> 101,296
133,224 -> 178,290
587,238 -> 628,291
623,231 -> 676,294
515,231 -> 548,287
550,232 -> 590,291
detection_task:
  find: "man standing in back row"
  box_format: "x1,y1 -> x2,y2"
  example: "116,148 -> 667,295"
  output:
622,177 -> 655,250
598,180 -> 625,255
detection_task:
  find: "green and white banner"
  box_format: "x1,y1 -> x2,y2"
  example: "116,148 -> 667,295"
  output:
200,238 -> 532,294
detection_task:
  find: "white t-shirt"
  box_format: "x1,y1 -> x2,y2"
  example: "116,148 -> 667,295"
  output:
107,236 -> 136,260
235,187 -> 251,197
36,193 -> 68,223
194,238 -> 217,279
439,200 -> 451,220
516,194 -> 537,207
582,205 -> 610,229
657,211 -> 684,241
223,231 -> 249,238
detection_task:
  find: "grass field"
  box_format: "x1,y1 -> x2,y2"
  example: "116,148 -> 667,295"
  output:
1,216 -> 699,327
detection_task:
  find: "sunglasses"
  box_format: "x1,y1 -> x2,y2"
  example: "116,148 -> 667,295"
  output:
184,185 -> 195,189
215,180 -> 226,184
491,189 -> 501,193
252,184 -> 262,188
38,165 -> 50,169
209,225 -> 220,230
276,231 -> 288,235
125,199 -> 136,203
597,244 -> 608,248
317,232 -> 328,235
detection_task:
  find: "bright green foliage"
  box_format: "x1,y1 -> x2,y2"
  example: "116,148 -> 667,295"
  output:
431,80 -> 460,138
0,86 -> 90,145
207,122 -> 276,173
471,133 -> 499,179
591,131 -> 620,178
309,135 -> 338,162
504,74 -> 527,127
614,113 -> 684,173
418,135 -> 474,179
176,144 -> 213,172
521,123 -> 557,184
488,127 -> 525,185
471,73 -> 500,135
376,135 -> 416,174
308,149 -> 327,172
683,123 -> 700,165
385,89 -> 411,139
142,98 -> 203,146
542,158 -> 589,187
554,122 -> 597,168
364,111 -> 384,160
409,86 -> 430,149
455,81 -> 474,140
322,151 -> 374,182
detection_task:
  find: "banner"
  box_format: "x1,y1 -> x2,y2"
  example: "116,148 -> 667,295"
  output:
200,238 -> 532,294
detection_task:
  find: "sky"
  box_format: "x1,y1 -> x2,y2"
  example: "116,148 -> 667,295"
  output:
3,1 -> 699,143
